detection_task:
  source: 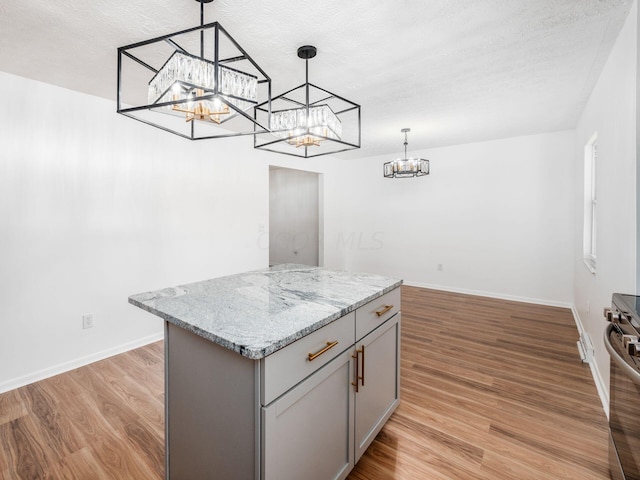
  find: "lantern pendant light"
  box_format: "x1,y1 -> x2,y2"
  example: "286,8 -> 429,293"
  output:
254,45 -> 361,158
383,128 -> 430,178
117,0 -> 272,140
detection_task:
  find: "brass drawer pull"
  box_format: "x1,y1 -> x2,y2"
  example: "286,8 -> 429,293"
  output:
308,340 -> 339,361
375,304 -> 394,317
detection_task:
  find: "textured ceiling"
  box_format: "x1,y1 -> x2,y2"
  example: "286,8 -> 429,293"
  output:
0,0 -> 633,158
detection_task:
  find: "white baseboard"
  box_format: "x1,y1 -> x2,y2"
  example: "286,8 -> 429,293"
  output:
403,280 -> 573,309
3,288 -> 610,420
0,332 -> 164,395
571,306 -> 609,417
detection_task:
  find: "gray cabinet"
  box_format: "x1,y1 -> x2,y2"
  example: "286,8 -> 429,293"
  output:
261,309 -> 401,479
164,287 -> 401,480
354,314 -> 401,462
262,348 -> 355,480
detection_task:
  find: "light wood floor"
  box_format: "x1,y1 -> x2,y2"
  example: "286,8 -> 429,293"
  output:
0,286 -> 610,479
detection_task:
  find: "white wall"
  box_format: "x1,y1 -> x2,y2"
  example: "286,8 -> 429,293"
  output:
2,1 -> 635,396
333,131 -> 576,306
637,0 -> 640,294
0,71 -> 272,392
573,0 -> 637,410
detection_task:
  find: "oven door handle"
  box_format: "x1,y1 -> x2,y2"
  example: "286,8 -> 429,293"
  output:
605,323 -> 640,385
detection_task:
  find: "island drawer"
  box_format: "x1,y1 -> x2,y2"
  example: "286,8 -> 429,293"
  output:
260,311 -> 355,406
355,287 -> 401,341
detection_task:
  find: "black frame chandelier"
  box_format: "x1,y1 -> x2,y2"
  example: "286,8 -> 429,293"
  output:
253,45 -> 361,158
383,128 -> 430,178
117,0 -> 272,140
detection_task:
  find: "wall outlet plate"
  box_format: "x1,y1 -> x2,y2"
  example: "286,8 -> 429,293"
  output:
82,314 -> 94,329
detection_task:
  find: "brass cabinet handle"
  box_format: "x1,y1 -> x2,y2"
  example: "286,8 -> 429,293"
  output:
308,340 -> 339,361
351,348 -> 361,392
375,305 -> 394,317
352,347 -> 364,392
361,344 -> 365,387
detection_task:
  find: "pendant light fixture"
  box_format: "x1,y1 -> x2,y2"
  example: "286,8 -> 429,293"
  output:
254,45 -> 361,158
383,128 -> 430,178
117,0 -> 271,140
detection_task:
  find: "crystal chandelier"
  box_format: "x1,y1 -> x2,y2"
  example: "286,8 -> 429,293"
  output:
383,129 -> 430,178
254,46 -> 361,158
117,0 -> 271,140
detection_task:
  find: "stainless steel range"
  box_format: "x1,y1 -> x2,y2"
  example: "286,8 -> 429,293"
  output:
605,293 -> 640,479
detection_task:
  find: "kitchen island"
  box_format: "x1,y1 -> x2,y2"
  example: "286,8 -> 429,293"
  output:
129,264 -> 402,480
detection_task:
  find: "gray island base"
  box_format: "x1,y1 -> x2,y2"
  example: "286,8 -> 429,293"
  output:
129,264 -> 403,480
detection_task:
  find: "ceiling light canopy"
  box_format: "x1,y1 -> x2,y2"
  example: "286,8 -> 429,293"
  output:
254,45 -> 361,158
383,128 -> 430,178
117,0 -> 271,140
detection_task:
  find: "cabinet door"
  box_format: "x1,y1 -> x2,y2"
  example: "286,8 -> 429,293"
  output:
354,313 -> 401,462
262,348 -> 355,480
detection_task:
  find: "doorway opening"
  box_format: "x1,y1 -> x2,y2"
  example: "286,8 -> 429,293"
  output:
269,166 -> 323,267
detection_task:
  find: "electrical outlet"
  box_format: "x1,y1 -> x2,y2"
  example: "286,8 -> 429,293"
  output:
437,264 -> 443,272
82,314 -> 94,330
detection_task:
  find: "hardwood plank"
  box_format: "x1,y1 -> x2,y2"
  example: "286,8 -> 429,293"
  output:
55,447 -> 103,480
348,286 -> 610,480
0,286 -> 611,479
21,383 -> 83,457
89,436 -> 160,480
0,416 -> 57,479
0,389 -> 28,427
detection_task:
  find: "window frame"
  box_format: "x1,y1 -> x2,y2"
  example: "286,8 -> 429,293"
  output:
583,133 -> 597,274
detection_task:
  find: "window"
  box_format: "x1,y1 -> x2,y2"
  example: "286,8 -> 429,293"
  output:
583,133 -> 597,273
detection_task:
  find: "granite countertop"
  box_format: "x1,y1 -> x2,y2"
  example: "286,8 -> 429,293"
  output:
128,264 -> 402,359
